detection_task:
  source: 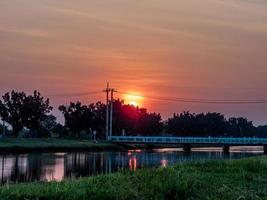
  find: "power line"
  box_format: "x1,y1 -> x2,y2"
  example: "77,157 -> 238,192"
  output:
117,91 -> 267,104
46,91 -> 102,98
44,89 -> 267,104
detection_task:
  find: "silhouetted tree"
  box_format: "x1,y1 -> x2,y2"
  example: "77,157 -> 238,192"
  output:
38,115 -> 59,138
0,91 -> 26,136
167,112 -> 228,137
137,109 -> 163,135
23,91 -> 53,135
54,123 -> 68,138
89,102 -> 106,138
0,123 -> 9,136
197,112 -> 227,136
2,90 -> 265,139
0,91 -> 52,137
59,100 -> 163,138
59,102 -> 91,138
112,99 -> 163,135
227,117 -> 255,137
112,100 -> 138,134
255,125 -> 267,138
167,112 -> 197,136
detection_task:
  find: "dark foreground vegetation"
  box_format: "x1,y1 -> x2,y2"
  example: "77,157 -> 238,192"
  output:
1,90 -> 267,139
0,138 -> 125,153
0,156 -> 266,200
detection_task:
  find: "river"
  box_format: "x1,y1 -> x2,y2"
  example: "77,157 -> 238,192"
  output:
0,147 -> 264,184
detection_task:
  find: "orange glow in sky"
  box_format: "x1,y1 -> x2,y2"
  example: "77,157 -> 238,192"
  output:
0,0 -> 267,124
123,93 -> 144,107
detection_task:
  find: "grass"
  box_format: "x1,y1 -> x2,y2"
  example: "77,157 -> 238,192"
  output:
0,138 -> 125,152
0,156 -> 266,200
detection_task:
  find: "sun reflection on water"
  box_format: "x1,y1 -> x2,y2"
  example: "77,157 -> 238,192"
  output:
129,156 -> 137,171
161,159 -> 168,168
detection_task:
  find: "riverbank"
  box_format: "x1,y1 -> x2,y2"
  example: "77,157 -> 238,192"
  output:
0,138 -> 126,153
0,156 -> 266,200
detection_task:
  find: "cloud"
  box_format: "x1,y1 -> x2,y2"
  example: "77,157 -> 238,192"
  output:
48,7 -> 122,25
48,6 -> 202,39
0,27 -> 53,39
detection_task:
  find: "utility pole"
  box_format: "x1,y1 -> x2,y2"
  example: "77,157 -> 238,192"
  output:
109,88 -> 115,140
103,82 -> 116,141
104,82 -> 110,141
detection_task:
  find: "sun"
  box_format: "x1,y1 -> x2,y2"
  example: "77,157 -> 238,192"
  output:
123,93 -> 144,107
129,101 -> 138,107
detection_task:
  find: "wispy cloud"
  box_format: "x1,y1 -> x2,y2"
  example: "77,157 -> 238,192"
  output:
48,7 -> 122,26
0,27 -> 53,39
48,6 -> 201,39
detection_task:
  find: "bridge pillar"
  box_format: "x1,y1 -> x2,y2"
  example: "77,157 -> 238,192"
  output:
183,144 -> 191,153
223,146 -> 230,154
145,144 -> 154,150
264,146 -> 267,154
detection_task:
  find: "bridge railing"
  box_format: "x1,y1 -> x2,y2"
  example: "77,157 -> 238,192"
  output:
111,136 -> 267,145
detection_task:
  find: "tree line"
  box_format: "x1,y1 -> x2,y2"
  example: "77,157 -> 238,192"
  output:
0,90 -> 266,138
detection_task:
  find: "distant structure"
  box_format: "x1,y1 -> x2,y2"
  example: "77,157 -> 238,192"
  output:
111,136 -> 267,154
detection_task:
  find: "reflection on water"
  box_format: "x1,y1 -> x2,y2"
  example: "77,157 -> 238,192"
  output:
0,147 -> 264,184
129,156 -> 137,171
161,159 -> 168,168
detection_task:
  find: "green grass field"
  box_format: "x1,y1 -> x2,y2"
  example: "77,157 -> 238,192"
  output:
0,156 -> 266,200
0,138 -> 125,152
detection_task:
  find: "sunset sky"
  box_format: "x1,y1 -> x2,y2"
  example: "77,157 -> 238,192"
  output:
0,0 -> 267,125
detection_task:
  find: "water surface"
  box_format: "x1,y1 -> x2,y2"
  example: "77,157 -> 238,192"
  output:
0,147 -> 263,184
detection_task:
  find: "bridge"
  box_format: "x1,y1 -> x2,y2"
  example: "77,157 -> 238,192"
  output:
111,136 -> 267,153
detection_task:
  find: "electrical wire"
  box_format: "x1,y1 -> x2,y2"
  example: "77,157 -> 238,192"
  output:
46,91 -> 102,98
117,91 -> 267,104
45,89 -> 267,104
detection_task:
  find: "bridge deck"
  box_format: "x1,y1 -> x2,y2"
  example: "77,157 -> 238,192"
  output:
111,136 -> 267,145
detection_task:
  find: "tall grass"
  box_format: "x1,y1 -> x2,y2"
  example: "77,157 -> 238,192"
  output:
0,156 -> 266,200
